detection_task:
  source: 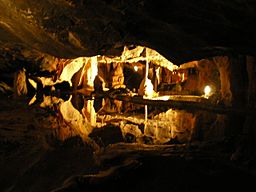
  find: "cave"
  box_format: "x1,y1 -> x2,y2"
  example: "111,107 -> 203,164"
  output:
1,1 -> 256,191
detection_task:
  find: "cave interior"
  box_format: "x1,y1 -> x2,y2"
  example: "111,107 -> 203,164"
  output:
0,0 -> 256,191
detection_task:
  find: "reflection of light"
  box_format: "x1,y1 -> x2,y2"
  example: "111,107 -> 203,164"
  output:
204,85 -> 211,98
28,94 -> 37,105
28,78 -> 37,89
134,65 -> 138,72
151,96 -> 170,101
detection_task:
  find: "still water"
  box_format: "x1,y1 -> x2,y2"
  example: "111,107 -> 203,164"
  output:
30,90 -> 227,145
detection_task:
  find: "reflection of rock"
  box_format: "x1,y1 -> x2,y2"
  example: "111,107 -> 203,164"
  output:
82,100 -> 97,126
89,124 -> 124,147
192,112 -> 226,142
71,93 -> 84,112
100,98 -> 123,114
35,94 -> 97,141
60,96 -> 92,139
39,95 -> 63,109
150,109 -> 196,143
124,133 -> 136,143
121,123 -> 143,139
93,97 -> 103,113
141,135 -> 154,144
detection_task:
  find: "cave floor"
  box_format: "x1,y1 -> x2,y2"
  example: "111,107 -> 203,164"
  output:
0,94 -> 256,192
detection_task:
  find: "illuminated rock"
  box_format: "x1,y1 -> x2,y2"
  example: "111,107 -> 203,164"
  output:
60,96 -> 92,139
14,68 -> 27,97
59,57 -> 85,86
138,77 -> 158,98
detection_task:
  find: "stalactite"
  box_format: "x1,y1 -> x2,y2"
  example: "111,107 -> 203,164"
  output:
111,62 -> 125,89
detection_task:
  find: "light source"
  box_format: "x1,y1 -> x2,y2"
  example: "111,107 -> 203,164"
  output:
204,85 -> 211,98
134,65 -> 138,72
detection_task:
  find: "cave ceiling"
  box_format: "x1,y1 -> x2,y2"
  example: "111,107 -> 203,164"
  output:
0,0 -> 256,68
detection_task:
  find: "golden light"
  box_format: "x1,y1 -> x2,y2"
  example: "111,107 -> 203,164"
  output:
28,78 -> 37,89
134,65 -> 138,72
151,96 -> 170,101
204,85 -> 211,98
59,57 -> 85,86
144,78 -> 154,98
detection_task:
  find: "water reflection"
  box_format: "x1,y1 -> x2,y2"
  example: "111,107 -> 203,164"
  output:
32,92 -> 226,145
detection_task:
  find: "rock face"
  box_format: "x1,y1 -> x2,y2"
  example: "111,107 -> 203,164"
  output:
214,56 -> 232,106
1,0 -> 256,64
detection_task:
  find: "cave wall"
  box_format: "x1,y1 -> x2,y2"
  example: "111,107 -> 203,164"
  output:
197,59 -> 220,96
244,56 -> 256,154
214,56 -> 232,105
1,0 -> 256,65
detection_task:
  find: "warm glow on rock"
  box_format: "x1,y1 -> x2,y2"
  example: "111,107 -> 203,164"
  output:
138,78 -> 158,98
28,78 -> 37,89
145,78 -> 154,98
59,57 -> 85,86
99,45 -> 178,71
86,56 -> 98,88
60,96 -> 92,137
